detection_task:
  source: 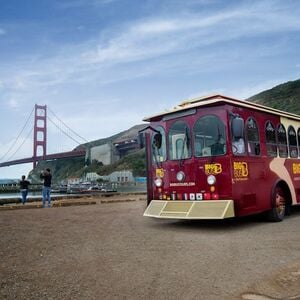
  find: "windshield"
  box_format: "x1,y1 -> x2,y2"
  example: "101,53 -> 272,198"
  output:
194,115 -> 226,157
169,120 -> 191,160
151,126 -> 166,163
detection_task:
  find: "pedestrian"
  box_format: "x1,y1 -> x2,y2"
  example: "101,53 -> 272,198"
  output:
40,168 -> 52,208
19,175 -> 30,205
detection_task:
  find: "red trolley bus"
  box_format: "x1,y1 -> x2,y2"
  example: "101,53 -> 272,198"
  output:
142,94 -> 300,221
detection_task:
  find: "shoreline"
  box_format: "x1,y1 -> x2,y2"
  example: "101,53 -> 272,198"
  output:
0,191 -> 147,207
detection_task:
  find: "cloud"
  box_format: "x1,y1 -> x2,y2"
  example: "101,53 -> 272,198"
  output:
78,0 -> 300,72
8,98 -> 19,109
1,0 -> 300,111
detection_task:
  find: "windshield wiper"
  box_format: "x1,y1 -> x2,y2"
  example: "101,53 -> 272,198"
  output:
179,127 -> 190,166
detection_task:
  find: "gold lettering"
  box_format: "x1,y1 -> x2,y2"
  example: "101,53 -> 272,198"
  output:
156,168 -> 164,178
233,162 -> 248,178
293,163 -> 300,174
205,163 -> 222,175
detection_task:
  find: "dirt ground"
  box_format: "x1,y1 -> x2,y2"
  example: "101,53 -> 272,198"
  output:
1,195 -> 300,300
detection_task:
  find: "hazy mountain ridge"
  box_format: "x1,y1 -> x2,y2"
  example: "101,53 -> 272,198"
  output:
31,124 -> 147,182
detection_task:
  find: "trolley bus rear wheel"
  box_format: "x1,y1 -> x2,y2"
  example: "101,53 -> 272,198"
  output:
268,186 -> 286,222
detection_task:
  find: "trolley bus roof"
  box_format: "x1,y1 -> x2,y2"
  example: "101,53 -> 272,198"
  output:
143,94 -> 300,122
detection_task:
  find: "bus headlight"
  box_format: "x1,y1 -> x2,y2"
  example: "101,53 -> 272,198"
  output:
207,175 -> 216,185
154,178 -> 163,187
176,171 -> 185,182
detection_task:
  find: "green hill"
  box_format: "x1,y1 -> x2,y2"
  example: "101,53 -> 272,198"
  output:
30,78 -> 300,183
247,79 -> 300,114
30,125 -> 146,183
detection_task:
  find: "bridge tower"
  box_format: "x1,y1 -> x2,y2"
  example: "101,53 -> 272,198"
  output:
33,104 -> 47,168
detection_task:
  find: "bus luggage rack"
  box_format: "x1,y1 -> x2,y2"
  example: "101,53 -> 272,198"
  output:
144,200 -> 235,219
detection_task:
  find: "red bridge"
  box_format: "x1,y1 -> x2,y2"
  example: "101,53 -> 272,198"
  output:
0,105 -> 86,169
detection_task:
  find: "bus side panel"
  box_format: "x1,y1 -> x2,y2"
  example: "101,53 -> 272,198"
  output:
232,156 -> 300,217
284,159 -> 300,204
270,158 -> 300,205
231,157 -> 277,217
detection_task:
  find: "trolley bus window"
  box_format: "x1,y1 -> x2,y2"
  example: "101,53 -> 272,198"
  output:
277,124 -> 288,158
169,121 -> 191,160
194,115 -> 226,157
288,126 -> 298,158
265,121 -> 277,157
246,117 -> 260,156
152,126 -> 166,162
231,116 -> 245,155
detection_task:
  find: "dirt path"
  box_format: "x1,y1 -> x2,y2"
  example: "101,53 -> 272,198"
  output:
1,197 -> 300,299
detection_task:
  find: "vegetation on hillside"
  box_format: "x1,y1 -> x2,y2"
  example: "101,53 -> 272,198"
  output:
248,79 -> 300,114
29,157 -> 85,183
83,149 -> 146,177
30,149 -> 146,183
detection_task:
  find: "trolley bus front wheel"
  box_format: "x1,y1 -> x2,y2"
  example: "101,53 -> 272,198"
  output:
268,186 -> 286,222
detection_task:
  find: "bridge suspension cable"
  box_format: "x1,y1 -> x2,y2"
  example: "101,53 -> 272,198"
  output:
5,127 -> 34,162
0,104 -> 88,167
48,107 -> 88,144
0,107 -> 34,162
47,116 -> 83,145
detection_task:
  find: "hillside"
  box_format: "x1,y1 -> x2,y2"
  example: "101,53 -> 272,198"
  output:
30,124 -> 147,183
74,124 -> 146,151
248,79 -> 300,114
30,78 -> 300,183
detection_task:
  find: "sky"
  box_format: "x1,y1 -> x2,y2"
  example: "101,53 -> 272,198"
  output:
0,0 -> 300,179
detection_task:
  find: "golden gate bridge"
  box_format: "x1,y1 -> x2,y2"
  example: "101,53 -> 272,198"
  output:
0,104 -> 87,169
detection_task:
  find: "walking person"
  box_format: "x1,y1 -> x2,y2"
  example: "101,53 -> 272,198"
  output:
40,168 -> 52,208
19,175 -> 30,205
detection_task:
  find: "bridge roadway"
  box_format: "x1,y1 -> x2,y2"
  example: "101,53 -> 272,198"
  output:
0,149 -> 86,167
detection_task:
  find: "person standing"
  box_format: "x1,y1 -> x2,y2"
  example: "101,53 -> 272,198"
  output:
19,175 -> 30,205
40,168 -> 52,208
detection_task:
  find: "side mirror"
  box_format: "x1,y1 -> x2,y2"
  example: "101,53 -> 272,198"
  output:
153,133 -> 162,149
232,117 -> 244,139
138,132 -> 145,149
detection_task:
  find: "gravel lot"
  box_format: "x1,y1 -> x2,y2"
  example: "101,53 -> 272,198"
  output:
1,196 -> 300,300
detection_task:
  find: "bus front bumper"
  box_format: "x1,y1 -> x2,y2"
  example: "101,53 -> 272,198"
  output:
144,200 -> 235,219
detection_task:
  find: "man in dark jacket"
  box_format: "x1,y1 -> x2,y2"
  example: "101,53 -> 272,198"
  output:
40,168 -> 52,208
20,175 -> 30,205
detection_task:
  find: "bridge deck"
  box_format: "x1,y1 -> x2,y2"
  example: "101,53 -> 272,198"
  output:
0,150 -> 86,167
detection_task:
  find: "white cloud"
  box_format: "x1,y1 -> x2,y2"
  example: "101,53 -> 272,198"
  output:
1,0 -> 300,131
76,1 -> 300,76
8,98 -> 19,109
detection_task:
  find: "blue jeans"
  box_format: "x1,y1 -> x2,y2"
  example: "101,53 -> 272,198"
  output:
42,186 -> 51,207
21,189 -> 28,204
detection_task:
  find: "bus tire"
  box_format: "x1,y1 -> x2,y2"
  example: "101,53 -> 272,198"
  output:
267,186 -> 286,222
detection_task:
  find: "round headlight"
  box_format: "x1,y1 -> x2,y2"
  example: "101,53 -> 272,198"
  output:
176,171 -> 185,182
207,175 -> 216,185
154,178 -> 163,187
